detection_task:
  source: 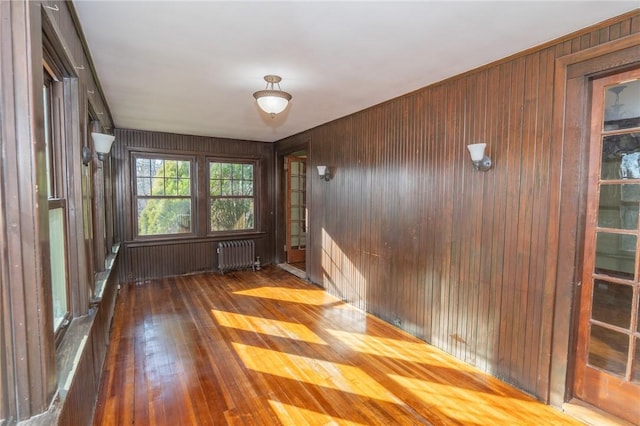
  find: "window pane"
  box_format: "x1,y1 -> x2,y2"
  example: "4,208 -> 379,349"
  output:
222,163 -> 232,179
591,280 -> 633,328
221,180 -> 232,196
151,159 -> 163,176
243,164 -> 253,180
43,83 -> 53,198
166,160 -> 178,178
138,198 -> 191,235
242,181 -> 253,196
152,177 -> 165,195
137,158 -> 151,177
602,135 -> 640,180
208,162 -> 255,233
588,324 -> 628,377
598,184 -> 640,230
232,180 -> 241,196
177,178 -> 190,196
178,161 -> 190,178
210,198 -> 254,231
604,80 -> 640,131
210,179 -> 221,196
49,207 -> 68,330
232,163 -> 243,179
210,162 -> 220,179
137,177 -> 151,196
595,232 -> 635,277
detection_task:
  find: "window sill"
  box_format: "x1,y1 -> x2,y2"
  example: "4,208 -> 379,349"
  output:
92,242 -> 120,304
126,231 -> 267,248
56,243 -> 120,397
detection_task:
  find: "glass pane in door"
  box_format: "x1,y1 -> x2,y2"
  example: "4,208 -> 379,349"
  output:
587,324 -> 629,376
598,184 -> 640,230
601,134 -> 640,180
575,70 -> 640,425
595,232 -> 635,277
604,80 -> 640,131
591,280 -> 633,328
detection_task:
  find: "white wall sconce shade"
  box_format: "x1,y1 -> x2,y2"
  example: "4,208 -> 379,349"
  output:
253,75 -> 292,117
317,165 -> 331,181
467,143 -> 492,171
91,132 -> 115,161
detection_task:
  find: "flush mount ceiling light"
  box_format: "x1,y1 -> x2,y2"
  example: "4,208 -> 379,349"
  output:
253,75 -> 292,117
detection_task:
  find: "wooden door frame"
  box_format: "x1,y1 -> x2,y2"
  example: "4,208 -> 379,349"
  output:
548,34 -> 640,408
275,141 -> 309,265
285,155 -> 307,264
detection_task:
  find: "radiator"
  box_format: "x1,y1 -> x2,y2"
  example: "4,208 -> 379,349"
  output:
217,240 -> 255,274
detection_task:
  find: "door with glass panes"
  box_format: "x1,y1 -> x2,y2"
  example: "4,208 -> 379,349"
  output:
574,69 -> 640,425
286,156 -> 307,264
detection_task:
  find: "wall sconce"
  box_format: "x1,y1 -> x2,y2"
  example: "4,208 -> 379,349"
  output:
466,143 -> 492,171
91,132 -> 115,161
317,165 -> 331,181
81,146 -> 92,166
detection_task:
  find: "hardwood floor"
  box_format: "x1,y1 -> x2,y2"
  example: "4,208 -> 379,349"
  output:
93,266 -> 583,425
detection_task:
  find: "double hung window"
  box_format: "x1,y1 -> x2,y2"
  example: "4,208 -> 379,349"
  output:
132,156 -> 258,237
134,156 -> 194,236
43,69 -> 70,333
209,161 -> 255,232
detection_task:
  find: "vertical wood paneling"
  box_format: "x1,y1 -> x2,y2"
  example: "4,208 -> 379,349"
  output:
5,1 -> 131,422
276,11 -> 640,401
114,129 -> 275,282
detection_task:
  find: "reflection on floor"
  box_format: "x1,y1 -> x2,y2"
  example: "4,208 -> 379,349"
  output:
93,266 -> 584,425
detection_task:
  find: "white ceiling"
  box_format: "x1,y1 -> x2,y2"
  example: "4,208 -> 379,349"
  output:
73,1 -> 639,143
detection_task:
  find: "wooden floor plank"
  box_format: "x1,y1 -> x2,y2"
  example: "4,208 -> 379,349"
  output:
93,266 -> 583,425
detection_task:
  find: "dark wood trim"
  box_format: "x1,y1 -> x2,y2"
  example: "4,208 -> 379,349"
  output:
274,10 -> 640,409
548,33 -> 640,408
125,232 -> 268,249
275,139 -> 310,264
66,1 -> 115,127
115,129 -> 275,281
0,1 -> 57,419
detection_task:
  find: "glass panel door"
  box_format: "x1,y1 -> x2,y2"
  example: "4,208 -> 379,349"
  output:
286,155 -> 307,265
575,69 -> 640,425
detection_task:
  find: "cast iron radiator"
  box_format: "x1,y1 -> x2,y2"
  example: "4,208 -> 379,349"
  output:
217,240 -> 255,274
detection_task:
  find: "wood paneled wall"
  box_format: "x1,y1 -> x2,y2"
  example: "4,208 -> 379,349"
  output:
1,1 -> 117,423
276,11 -> 640,401
114,129 -> 275,282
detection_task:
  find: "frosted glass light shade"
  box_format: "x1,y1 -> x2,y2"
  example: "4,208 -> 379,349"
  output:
467,143 -> 486,162
253,75 -> 292,116
91,132 -> 115,154
317,165 -> 327,176
254,91 -> 291,115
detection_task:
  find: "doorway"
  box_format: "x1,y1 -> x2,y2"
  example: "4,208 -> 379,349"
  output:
574,68 -> 640,425
283,152 -> 307,275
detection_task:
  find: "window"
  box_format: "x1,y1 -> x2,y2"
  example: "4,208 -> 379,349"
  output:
209,161 -> 255,232
134,156 -> 193,236
43,69 -> 70,333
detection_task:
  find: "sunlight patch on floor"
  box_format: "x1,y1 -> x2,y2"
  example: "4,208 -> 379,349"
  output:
388,374 -> 581,425
211,309 -> 327,345
234,286 -> 345,307
233,342 -> 404,404
325,329 -> 475,372
268,400 -> 368,426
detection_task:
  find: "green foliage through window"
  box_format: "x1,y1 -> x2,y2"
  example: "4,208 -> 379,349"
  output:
135,157 -> 192,236
209,162 -> 255,231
